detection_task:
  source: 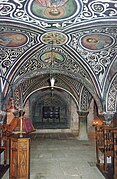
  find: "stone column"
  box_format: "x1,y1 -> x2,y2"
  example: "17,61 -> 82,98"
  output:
78,111 -> 89,140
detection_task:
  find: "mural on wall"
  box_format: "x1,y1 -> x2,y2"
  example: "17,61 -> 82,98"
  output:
41,31 -> 68,45
17,46 -> 90,84
28,0 -> 80,21
80,34 -> 113,51
0,26 -> 39,75
40,51 -> 65,63
0,0 -> 116,29
70,27 -> 116,94
0,0 -> 116,114
0,32 -> 28,47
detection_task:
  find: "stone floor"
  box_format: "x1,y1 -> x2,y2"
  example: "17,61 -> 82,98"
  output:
2,132 -> 105,179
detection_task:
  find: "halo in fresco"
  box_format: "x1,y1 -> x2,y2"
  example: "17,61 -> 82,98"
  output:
0,32 -> 28,47
41,31 -> 68,45
80,34 -> 114,51
40,51 -> 64,63
27,0 -> 81,21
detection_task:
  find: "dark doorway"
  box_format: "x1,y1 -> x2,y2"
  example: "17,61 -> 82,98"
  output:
30,90 -> 70,129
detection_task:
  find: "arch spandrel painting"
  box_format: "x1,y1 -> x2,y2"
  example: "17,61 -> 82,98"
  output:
40,51 -> 65,63
80,34 -> 114,51
0,32 -> 28,47
27,0 -> 81,21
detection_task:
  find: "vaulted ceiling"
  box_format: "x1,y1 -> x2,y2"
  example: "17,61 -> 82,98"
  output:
0,0 -> 117,114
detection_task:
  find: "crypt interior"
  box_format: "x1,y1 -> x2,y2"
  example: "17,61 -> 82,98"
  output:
0,0 -> 117,179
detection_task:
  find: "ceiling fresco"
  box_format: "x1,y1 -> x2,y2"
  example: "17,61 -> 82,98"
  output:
0,0 -> 117,115
40,31 -> 68,45
80,33 -> 114,51
27,0 -> 80,21
0,32 -> 28,47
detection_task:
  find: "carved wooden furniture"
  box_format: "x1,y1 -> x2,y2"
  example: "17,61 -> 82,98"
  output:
0,102 -> 34,179
95,125 -> 117,179
113,129 -> 117,179
10,137 -> 30,179
0,124 -> 9,178
0,125 -> 8,166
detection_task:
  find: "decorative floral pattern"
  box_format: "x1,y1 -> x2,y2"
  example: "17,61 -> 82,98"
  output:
0,0 -> 116,113
107,75 -> 117,112
41,32 -> 68,45
0,0 -> 116,28
70,27 -> 116,91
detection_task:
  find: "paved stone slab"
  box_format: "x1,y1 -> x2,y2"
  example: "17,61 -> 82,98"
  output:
2,133 -> 105,179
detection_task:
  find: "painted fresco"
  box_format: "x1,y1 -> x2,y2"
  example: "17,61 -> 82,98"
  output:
81,34 -> 113,50
0,32 -> 27,47
28,0 -> 79,20
41,32 -> 68,45
40,51 -> 64,63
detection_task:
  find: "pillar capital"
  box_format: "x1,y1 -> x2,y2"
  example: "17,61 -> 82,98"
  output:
77,111 -> 89,117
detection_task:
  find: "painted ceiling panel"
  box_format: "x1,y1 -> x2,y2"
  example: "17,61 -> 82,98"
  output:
0,0 -> 117,113
0,0 -> 116,28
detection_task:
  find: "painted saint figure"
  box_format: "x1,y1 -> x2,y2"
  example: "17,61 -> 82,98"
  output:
86,38 -> 110,49
81,34 -> 113,50
0,32 -> 27,47
30,0 -> 79,20
37,0 -> 68,7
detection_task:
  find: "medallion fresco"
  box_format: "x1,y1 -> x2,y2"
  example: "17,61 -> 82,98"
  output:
41,32 -> 68,45
80,34 -> 114,51
27,0 -> 80,21
0,32 -> 28,47
40,51 -> 64,63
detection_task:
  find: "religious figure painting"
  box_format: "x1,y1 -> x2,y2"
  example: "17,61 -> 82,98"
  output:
81,34 -> 114,50
0,32 -> 27,47
27,0 -> 80,20
40,51 -> 64,63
